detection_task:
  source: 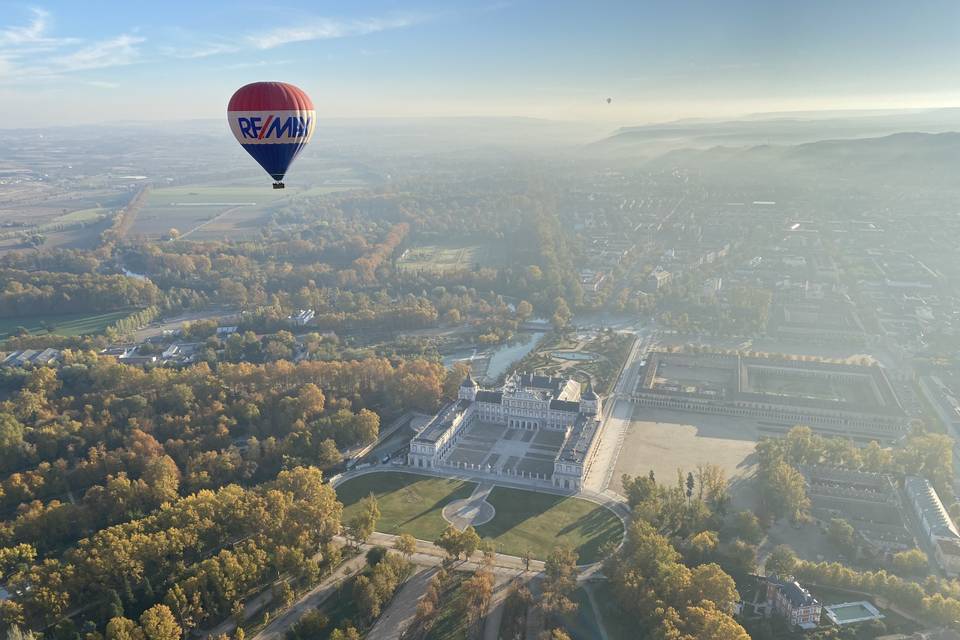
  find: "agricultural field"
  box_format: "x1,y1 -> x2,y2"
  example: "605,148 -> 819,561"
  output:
0,310 -> 132,339
128,186 -> 284,240
0,190 -> 122,255
397,243 -> 504,274
0,218 -> 113,254
127,184 -> 354,240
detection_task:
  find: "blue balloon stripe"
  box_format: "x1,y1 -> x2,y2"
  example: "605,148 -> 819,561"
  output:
240,142 -> 306,181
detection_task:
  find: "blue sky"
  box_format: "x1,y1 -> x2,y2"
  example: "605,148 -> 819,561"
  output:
1,0 -> 959,126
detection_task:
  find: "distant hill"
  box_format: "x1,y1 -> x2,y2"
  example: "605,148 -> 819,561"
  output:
643,131 -> 960,189
594,108 -> 960,155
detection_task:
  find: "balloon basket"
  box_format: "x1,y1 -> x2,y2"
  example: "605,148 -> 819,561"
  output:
272,182 -> 285,189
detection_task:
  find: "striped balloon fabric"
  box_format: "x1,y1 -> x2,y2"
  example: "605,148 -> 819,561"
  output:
227,81 -> 314,188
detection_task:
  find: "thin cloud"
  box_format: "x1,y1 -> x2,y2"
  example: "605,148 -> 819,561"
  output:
51,34 -> 144,72
162,40 -> 240,59
0,9 -> 143,81
86,79 -> 119,89
248,14 -> 425,50
0,7 -> 47,44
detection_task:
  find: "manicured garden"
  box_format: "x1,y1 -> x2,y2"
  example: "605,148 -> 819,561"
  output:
475,487 -> 623,564
336,472 -> 624,564
337,472 -> 476,541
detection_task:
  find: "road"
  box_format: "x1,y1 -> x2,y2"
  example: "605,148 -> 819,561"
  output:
366,566 -> 439,640
249,534 -> 533,640
131,308 -> 238,342
583,328 -> 658,494
176,204 -> 247,240
250,553 -> 369,640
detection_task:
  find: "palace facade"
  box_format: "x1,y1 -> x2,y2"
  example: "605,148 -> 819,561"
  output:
407,372 -> 603,490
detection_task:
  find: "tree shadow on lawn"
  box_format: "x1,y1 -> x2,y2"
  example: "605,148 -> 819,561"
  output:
557,508 -> 624,561
473,488 -> 565,540
474,489 -> 622,562
399,482 -> 476,527
337,473 -> 475,529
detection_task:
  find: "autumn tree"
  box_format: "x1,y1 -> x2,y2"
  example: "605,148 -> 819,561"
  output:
540,546 -> 578,623
106,617 -> 143,640
140,605 -> 181,640
433,525 -> 479,561
346,493 -> 380,547
728,511 -> 763,544
394,533 -> 417,558
764,545 -> 797,576
827,518 -> 856,555
891,548 -> 928,577
462,569 -> 494,628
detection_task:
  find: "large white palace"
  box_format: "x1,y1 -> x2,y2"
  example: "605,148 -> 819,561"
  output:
407,372 -> 603,490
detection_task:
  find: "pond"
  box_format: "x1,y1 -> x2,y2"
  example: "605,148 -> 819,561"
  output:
486,332 -> 545,379
442,332 -> 545,382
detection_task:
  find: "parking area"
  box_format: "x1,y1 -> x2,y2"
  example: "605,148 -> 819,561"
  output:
445,421 -> 564,477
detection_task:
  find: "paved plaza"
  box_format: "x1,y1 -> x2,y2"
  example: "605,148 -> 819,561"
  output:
442,484 -> 496,530
612,407 -> 761,503
444,421 -> 566,479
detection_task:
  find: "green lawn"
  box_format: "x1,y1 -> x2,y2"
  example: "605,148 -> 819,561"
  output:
475,487 -> 623,564
337,472 -> 477,541
423,572 -> 470,640
559,588 -> 605,640
397,242 -> 505,274
585,582 -> 638,640
53,207 -> 107,224
336,473 -> 624,564
0,310 -> 132,339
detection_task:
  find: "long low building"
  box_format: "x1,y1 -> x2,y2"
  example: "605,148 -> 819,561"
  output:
630,351 -> 907,439
408,372 -> 603,490
904,476 -> 960,576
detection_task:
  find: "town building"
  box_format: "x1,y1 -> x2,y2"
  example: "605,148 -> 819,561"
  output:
646,268 -> 672,291
288,309 -> 315,327
632,352 -> 907,440
905,476 -> 960,576
1,348 -> 62,367
407,372 -> 603,490
765,575 -> 822,630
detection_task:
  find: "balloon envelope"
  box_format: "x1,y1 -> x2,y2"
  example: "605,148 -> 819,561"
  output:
227,82 -> 314,183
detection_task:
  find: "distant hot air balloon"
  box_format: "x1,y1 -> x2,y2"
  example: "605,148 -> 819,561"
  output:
227,81 -> 314,189
606,97 -> 612,104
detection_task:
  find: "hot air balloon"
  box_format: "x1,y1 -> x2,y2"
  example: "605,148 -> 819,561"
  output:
606,97 -> 612,104
227,81 -> 314,189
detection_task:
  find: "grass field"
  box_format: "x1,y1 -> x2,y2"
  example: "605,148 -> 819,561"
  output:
475,487 -> 623,564
422,572 -> 470,640
0,310 -> 131,339
583,582 -> 636,640
336,472 -> 624,564
52,207 -> 107,224
397,243 -> 503,274
338,472 -> 477,541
